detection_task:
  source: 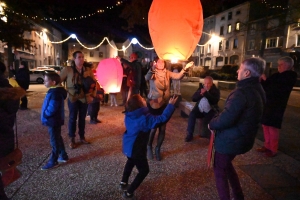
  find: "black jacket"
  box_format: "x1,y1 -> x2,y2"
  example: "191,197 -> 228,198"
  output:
209,77 -> 266,155
192,84 -> 220,111
0,76 -> 26,157
261,70 -> 297,129
120,58 -> 142,94
11,68 -> 30,90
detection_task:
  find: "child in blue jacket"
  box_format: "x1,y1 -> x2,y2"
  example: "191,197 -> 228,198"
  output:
120,94 -> 177,199
41,72 -> 68,170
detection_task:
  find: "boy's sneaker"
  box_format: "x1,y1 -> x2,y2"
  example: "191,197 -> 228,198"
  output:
58,156 -> 69,163
41,162 -> 58,170
119,182 -> 128,191
122,191 -> 135,199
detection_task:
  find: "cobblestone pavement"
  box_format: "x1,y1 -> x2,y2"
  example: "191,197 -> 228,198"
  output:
4,85 -> 300,200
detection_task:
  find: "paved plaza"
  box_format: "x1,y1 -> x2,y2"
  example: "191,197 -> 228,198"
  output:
4,84 -> 300,200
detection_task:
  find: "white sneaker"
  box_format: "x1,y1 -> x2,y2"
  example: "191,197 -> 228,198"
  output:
111,104 -> 113,107
115,104 -> 118,107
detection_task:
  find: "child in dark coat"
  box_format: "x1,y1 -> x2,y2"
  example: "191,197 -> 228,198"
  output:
120,94 -> 177,199
41,72 -> 68,170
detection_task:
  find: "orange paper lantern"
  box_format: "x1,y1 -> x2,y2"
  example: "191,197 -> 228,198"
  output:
96,58 -> 123,93
148,0 -> 203,61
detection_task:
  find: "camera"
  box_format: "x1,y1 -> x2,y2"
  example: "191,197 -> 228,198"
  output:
74,84 -> 82,94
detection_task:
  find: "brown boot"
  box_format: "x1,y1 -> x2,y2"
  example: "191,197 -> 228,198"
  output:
69,137 -> 76,149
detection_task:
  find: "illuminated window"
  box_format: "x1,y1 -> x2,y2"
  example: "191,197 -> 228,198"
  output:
236,22 -> 240,31
228,24 -> 232,33
266,38 -> 277,48
207,44 -> 211,53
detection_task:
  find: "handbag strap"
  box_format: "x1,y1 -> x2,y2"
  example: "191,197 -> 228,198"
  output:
15,114 -> 18,148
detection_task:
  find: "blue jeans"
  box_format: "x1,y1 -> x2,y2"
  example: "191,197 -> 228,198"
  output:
68,99 -> 88,139
213,152 -> 244,200
88,102 -> 100,120
48,125 -> 68,164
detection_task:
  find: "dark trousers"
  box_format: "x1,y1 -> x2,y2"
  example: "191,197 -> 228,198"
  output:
121,157 -> 149,194
187,105 -> 216,137
68,99 -> 88,139
121,89 -> 129,105
88,102 -> 100,120
48,125 -> 68,164
213,152 -> 244,200
20,95 -> 28,109
139,83 -> 148,97
0,174 -> 8,200
147,123 -> 166,148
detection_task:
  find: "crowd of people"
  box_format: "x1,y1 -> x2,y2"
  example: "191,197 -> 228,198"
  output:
0,54 -> 297,200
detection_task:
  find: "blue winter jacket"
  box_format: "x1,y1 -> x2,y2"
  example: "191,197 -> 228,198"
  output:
41,87 -> 67,127
123,104 -> 175,158
209,77 -> 266,155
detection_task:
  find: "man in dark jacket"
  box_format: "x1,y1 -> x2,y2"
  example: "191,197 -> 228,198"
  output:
10,61 -> 30,110
0,62 -> 25,199
119,53 -> 142,96
257,56 -> 297,157
185,76 -> 220,142
209,57 -> 266,200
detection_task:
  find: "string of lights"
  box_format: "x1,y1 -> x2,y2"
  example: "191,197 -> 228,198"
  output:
261,0 -> 288,10
1,1 -> 125,21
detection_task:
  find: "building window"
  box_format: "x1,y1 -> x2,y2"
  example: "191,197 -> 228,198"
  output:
207,44 -> 211,53
225,40 -> 230,50
200,46 -> 204,54
220,26 -> 224,35
235,22 -> 240,31
228,12 -> 232,20
297,35 -> 300,46
233,39 -> 238,49
228,24 -> 232,33
99,52 -> 103,58
236,10 -> 241,15
90,51 -> 94,57
221,16 -> 225,20
219,41 -> 223,50
225,57 -> 228,64
266,38 -> 277,48
248,40 -> 255,50
250,23 -> 256,35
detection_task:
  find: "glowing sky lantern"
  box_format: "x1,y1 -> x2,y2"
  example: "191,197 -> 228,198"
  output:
148,0 -> 203,61
96,58 -> 123,93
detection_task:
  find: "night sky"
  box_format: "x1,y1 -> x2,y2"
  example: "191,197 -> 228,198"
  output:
5,0 -> 255,44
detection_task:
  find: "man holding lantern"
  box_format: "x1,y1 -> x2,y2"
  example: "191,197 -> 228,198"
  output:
145,58 -> 194,161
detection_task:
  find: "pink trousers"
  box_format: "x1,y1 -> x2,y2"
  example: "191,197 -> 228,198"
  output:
262,125 -> 279,153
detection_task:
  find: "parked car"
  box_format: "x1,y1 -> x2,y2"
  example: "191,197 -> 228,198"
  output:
38,65 -> 64,73
29,69 -> 46,83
